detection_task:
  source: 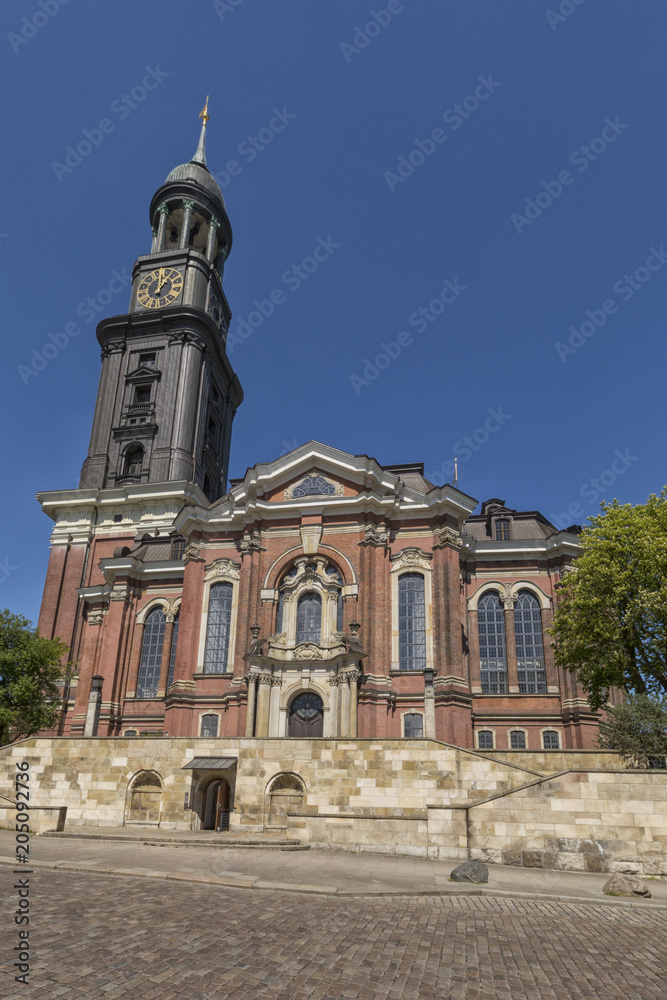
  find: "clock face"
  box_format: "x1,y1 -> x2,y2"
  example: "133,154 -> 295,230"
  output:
137,267 -> 184,309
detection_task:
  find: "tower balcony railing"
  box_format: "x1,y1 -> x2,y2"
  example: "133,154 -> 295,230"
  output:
126,403 -> 155,416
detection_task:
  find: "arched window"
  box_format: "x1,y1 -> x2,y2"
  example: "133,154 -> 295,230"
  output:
398,573 -> 426,670
403,713 -> 424,738
495,518 -> 510,540
167,613 -> 179,688
137,607 -> 166,698
204,582 -> 233,673
478,592 -> 507,694
514,591 -> 546,694
200,713 -> 219,738
296,592 -> 321,643
510,730 -> 527,750
477,730 -> 494,750
542,730 -> 560,750
124,445 -> 143,477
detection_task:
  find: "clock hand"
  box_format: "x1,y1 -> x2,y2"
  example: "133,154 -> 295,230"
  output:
155,269 -> 166,294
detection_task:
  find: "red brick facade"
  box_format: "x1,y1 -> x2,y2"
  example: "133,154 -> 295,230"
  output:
37,448 -> 599,751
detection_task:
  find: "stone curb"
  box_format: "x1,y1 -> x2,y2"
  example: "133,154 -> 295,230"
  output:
1,857 -> 665,908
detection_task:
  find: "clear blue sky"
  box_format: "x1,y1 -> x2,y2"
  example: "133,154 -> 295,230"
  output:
2,0 -> 666,624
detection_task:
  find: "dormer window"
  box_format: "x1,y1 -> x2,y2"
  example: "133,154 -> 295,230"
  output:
495,518 -> 511,541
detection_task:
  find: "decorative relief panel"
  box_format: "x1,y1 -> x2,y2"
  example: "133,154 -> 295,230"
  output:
204,557 -> 241,582
390,547 -> 433,574
284,471 -> 344,500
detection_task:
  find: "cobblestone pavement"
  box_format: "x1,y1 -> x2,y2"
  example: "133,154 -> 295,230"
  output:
2,870 -> 666,999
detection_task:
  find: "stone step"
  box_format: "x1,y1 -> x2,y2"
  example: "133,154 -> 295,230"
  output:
41,830 -> 306,850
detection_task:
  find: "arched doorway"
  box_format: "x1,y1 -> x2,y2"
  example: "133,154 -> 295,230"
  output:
288,692 -> 324,737
200,777 -> 231,831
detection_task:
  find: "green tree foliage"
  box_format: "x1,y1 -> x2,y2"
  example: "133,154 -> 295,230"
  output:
0,610 -> 70,746
597,694 -> 667,769
550,488 -> 667,710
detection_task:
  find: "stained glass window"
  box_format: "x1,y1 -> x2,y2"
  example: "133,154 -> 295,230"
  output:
398,573 -> 426,670
296,592 -> 321,643
204,582 -> 233,673
478,592 -> 507,694
292,475 -> 336,497
137,607 -> 166,698
515,591 -> 546,694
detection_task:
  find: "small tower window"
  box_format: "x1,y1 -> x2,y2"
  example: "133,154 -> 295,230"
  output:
477,731 -> 494,750
403,713 -> 424,738
135,385 -> 151,405
200,713 -> 219,738
124,446 -> 143,477
495,519 -> 511,541
542,730 -> 560,750
510,730 -> 527,750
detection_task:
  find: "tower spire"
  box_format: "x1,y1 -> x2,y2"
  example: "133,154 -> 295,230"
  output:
192,96 -> 210,167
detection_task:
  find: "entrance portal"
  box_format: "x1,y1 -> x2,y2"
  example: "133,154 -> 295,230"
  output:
200,777 -> 230,831
288,692 -> 324,737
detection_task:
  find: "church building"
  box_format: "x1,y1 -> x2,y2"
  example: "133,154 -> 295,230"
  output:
36,113 -> 597,758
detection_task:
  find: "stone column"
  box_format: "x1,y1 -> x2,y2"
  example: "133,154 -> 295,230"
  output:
328,675 -> 339,738
269,675 -> 282,737
255,670 -> 272,738
245,673 -> 257,736
349,669 -> 360,738
503,601 -> 519,694
541,606 -> 557,691
467,609 -> 480,692
179,199 -> 195,249
424,669 -> 436,739
84,675 -> 103,737
125,622 -> 145,698
206,216 -> 221,261
156,202 -> 169,251
156,616 -> 175,698
340,675 -> 350,738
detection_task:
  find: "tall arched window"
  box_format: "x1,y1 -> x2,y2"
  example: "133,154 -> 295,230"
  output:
514,591 -> 546,694
167,613 -> 179,688
478,592 -> 507,694
398,573 -> 426,670
137,607 -> 166,698
296,592 -> 321,643
204,582 -> 233,673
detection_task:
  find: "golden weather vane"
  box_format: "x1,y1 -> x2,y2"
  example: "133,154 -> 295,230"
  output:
199,96 -> 210,125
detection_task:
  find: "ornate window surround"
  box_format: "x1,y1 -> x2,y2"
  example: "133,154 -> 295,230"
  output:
390,548 -> 434,672
283,471 -> 344,501
467,580 -> 551,612
196,558 -> 241,673
136,596 -> 181,624
262,544 -> 358,594
273,557 -> 347,648
278,679 -> 331,737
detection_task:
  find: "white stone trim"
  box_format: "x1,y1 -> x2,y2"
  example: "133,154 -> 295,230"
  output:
136,597 -> 170,624
506,581 -> 552,610
508,727 -> 529,750
195,559 -> 241,673
539,727 -> 562,750
197,710 -> 221,737
400,710 -> 425,738
467,581 -> 509,612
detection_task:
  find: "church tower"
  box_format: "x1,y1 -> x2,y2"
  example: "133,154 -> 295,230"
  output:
79,101 -> 243,502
